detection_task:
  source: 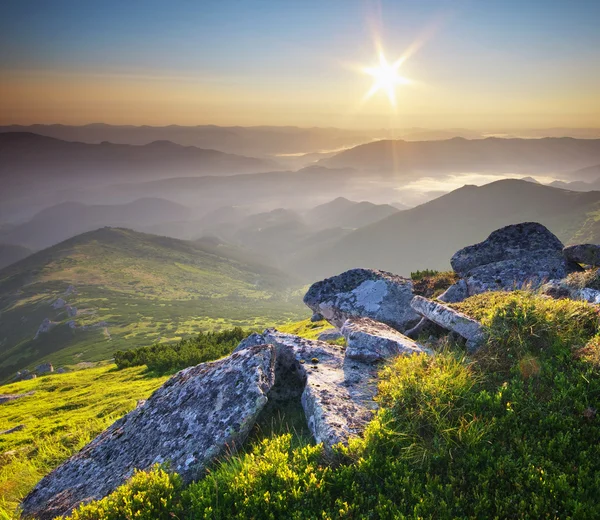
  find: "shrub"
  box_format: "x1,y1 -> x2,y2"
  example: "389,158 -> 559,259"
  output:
411,270 -> 459,298
564,268 -> 600,291
114,327 -> 250,373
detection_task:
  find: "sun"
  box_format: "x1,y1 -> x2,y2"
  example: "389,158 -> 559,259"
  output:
363,51 -> 411,108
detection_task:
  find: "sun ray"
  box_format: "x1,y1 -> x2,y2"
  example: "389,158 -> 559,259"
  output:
361,49 -> 411,108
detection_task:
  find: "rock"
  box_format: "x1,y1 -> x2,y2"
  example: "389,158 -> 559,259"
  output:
34,318 -> 56,339
56,367 -> 68,374
64,285 -> 77,295
21,345 -> 276,520
411,296 -> 487,352
304,268 -> 419,332
438,279 -> 469,303
540,279 -> 600,304
540,280 -> 571,299
52,298 -> 66,309
341,317 -> 429,363
317,329 -> 343,342
310,312 -> 324,322
232,332 -> 267,353
576,287 -> 600,304
35,363 -> 54,374
0,391 -> 34,405
0,424 -> 25,435
21,373 -> 37,381
564,244 -> 600,267
238,329 -> 378,449
450,223 -> 578,296
65,305 -> 77,317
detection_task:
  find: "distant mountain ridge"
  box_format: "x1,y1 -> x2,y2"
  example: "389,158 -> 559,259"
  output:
321,137 -> 600,176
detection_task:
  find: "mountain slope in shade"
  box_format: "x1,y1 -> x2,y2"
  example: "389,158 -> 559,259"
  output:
0,198 -> 192,250
320,137 -> 600,175
0,243 -> 32,269
0,227 -> 304,380
290,179 -> 600,280
305,197 -> 399,230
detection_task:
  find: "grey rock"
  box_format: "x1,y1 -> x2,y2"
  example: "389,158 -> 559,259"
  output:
577,287 -> 600,304
564,244 -> 600,267
65,305 -> 77,317
52,298 -> 66,310
232,332 -> 267,353
56,368 -> 68,374
21,373 -> 37,381
64,285 -> 77,295
239,329 -> 378,449
34,318 -> 56,339
0,391 -> 35,405
450,223 -> 578,296
438,279 -> 469,303
310,312 -> 324,322
304,268 -> 419,332
35,363 -> 54,374
0,424 -> 25,435
411,296 -> 487,352
341,317 -> 429,363
317,329 -> 343,342
21,345 -> 276,520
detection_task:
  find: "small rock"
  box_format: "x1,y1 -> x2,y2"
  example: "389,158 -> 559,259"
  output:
564,244 -> 600,267
304,268 -> 420,332
35,363 -> 54,374
34,318 -> 56,339
438,279 -> 469,303
0,391 -> 35,405
0,424 -> 25,435
341,317 -> 429,363
52,298 -> 66,310
411,296 -> 487,352
317,329 -> 343,341
310,312 -> 324,322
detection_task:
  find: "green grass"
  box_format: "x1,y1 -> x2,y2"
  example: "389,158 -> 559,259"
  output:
0,365 -> 168,517
64,292 -> 600,519
0,228 -> 306,381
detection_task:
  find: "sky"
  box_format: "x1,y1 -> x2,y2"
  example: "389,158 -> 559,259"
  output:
1,0 -> 599,129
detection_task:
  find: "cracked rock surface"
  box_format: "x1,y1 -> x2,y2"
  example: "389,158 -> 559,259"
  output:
303,268 -> 419,332
21,345 -> 276,520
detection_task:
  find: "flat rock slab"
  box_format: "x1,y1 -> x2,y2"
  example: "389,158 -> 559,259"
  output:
21,345 -> 276,520
564,244 -> 600,267
450,223 -> 578,295
411,296 -> 486,352
303,268 -> 419,332
341,317 -> 429,363
241,329 -> 378,449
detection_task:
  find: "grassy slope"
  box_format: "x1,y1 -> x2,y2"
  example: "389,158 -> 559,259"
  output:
0,365 -> 168,517
0,228 -> 305,380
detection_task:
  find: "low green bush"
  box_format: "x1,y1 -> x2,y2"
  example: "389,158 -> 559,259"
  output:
67,292 -> 600,519
114,327 -> 250,373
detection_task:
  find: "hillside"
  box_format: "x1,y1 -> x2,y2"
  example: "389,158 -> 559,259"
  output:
290,179 -> 600,279
0,243 -> 32,269
321,137 -> 600,175
0,198 -> 192,250
0,228 -> 304,381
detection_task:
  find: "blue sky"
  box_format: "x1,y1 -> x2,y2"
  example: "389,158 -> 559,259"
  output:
1,0 -> 599,127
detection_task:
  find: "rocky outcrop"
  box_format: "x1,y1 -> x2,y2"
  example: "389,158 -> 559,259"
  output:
21,345 -> 276,520
450,223 -> 578,296
35,363 -> 54,374
239,329 -> 378,449
411,296 -> 486,352
317,329 -> 343,342
0,391 -> 34,405
341,317 -> 429,362
304,268 -> 419,332
52,298 -> 66,310
34,318 -> 56,339
564,244 -> 600,267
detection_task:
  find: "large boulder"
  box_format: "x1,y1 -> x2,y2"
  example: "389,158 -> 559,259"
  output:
303,268 -> 419,332
564,244 -> 600,267
450,223 -> 578,296
411,296 -> 487,352
238,329 -> 378,449
21,345 -> 276,520
341,317 -> 429,363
